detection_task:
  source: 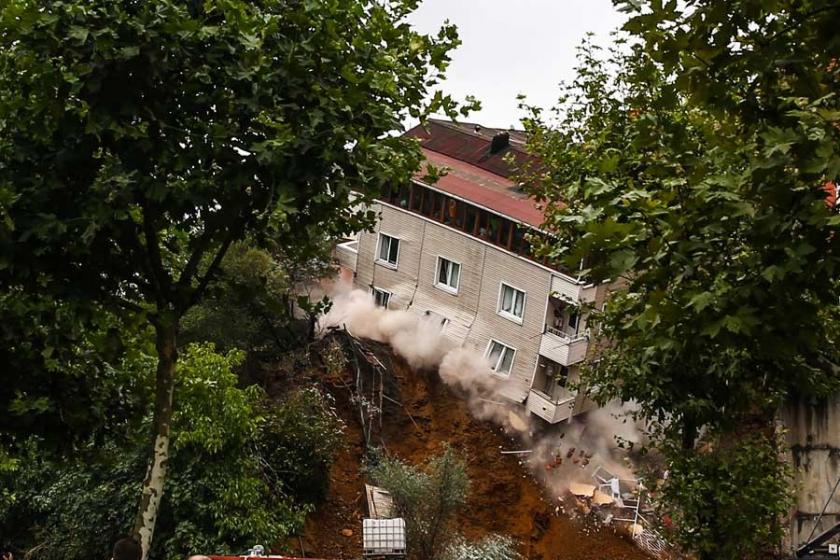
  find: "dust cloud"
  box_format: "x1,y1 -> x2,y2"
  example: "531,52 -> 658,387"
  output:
318,284 -> 646,493
528,402 -> 645,500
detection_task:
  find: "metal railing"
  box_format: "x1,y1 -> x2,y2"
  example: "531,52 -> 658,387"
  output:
544,324 -> 588,341
529,387 -> 575,406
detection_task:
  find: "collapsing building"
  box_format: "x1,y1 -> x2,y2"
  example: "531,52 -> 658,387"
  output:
335,119 -> 615,424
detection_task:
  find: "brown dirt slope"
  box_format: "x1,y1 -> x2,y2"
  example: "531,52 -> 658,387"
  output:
300,347 -> 649,560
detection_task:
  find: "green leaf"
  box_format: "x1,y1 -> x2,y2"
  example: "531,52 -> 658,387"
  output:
687,292 -> 714,312
67,25 -> 89,43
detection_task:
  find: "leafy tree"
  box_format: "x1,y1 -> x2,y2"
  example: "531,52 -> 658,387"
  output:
0,343 -> 345,560
0,291 -> 149,452
656,430 -> 792,559
150,343 -> 305,559
368,445 -> 469,560
519,1 -> 840,555
180,241 -> 334,354
0,0 -> 475,554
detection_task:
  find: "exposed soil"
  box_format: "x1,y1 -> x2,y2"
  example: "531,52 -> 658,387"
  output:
298,341 -> 650,560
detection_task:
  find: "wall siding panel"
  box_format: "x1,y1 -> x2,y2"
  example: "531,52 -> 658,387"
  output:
353,202 -> 568,404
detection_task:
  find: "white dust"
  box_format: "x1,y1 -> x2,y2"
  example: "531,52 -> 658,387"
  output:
318,284 -> 647,493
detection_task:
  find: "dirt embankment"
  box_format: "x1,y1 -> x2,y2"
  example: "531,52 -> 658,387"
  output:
298,346 -> 650,560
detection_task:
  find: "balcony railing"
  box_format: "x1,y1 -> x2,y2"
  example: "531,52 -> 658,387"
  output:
550,275 -> 597,304
545,324 -> 577,338
527,390 -> 576,423
539,327 -> 588,366
335,240 -> 359,271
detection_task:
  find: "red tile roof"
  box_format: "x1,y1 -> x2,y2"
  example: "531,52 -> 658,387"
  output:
406,119 -> 532,178
405,120 -> 545,228
415,148 -> 545,228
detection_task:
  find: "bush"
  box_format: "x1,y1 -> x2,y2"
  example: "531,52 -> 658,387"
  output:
0,343 -> 344,560
0,438 -> 143,560
442,535 -> 522,560
368,445 -> 469,560
257,387 -> 345,505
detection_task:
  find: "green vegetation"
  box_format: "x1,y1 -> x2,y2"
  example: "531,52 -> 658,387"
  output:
368,447 -> 523,560
368,446 -> 470,560
520,1 -> 840,557
442,535 -> 522,560
180,242 -> 332,353
0,341 -> 344,560
0,0 -> 474,556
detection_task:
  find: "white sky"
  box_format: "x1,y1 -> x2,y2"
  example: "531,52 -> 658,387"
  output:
408,0 -> 626,129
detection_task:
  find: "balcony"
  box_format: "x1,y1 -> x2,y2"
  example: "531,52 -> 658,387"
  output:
550,275 -> 597,304
538,326 -> 588,366
335,240 -> 358,271
527,389 -> 576,424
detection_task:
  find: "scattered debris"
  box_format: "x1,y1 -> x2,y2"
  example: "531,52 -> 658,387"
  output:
593,490 -> 615,506
507,410 -> 529,432
569,482 -> 596,498
365,484 -> 394,519
304,336 -> 652,560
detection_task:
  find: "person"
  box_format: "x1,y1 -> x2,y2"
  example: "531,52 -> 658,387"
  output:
3,552 -> 13,560
112,537 -> 141,560
187,556 -> 211,560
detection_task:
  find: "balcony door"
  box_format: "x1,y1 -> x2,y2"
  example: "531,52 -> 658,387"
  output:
543,362 -> 569,401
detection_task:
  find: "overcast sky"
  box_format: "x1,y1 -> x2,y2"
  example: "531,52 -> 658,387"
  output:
408,0 -> 626,129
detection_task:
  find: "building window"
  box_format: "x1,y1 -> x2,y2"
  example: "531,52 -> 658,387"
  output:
512,226 -> 525,254
377,233 -> 400,267
420,190 -> 434,217
498,283 -> 526,322
391,184 -> 409,208
409,184 -> 422,211
499,220 -> 513,248
486,340 -> 516,376
444,198 -> 464,228
488,215 -> 502,242
477,211 -> 491,240
372,287 -> 391,308
465,206 -> 478,234
435,257 -> 461,293
432,192 -> 445,221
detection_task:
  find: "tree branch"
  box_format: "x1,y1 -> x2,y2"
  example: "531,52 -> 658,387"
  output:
182,229 -> 237,314
140,200 -> 174,306
100,291 -> 149,322
176,214 -> 222,291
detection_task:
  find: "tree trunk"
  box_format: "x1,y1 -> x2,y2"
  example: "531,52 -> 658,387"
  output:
132,321 -> 178,560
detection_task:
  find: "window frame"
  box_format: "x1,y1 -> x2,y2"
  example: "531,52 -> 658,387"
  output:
497,282 -> 526,324
434,256 -> 461,295
375,232 -> 400,269
485,339 -> 516,377
371,286 -> 392,309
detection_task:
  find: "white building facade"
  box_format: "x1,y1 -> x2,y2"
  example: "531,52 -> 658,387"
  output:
336,120 -> 611,423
